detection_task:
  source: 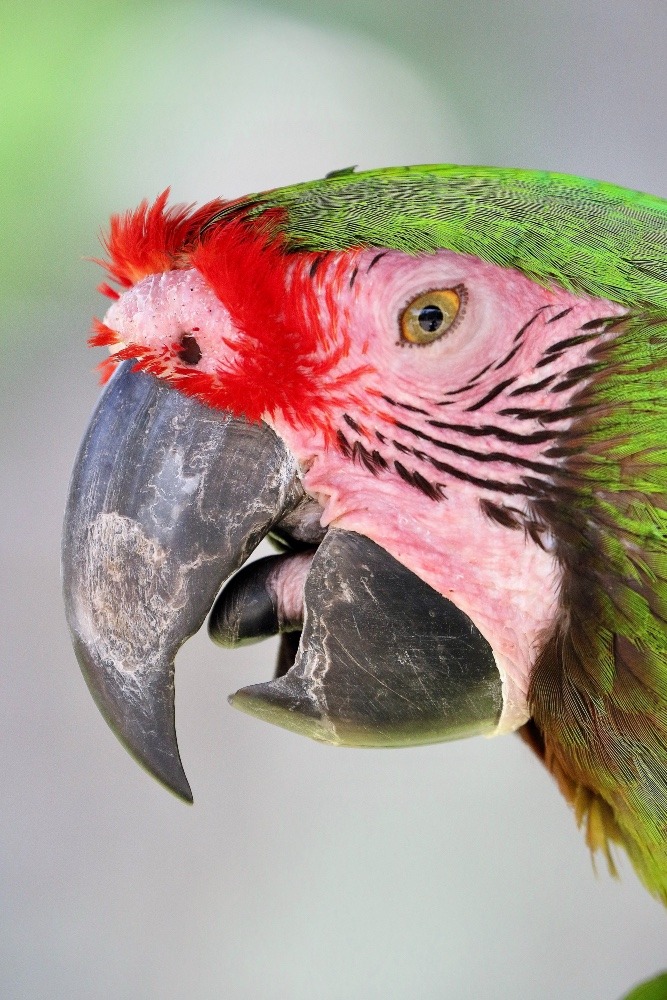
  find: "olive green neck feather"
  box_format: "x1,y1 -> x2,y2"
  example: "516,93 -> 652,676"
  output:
522,309 -> 667,902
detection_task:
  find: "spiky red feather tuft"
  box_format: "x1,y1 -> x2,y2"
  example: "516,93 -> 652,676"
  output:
89,319 -> 118,348
96,356 -> 119,384
94,192 -> 370,431
95,189 -> 226,290
97,282 -> 120,301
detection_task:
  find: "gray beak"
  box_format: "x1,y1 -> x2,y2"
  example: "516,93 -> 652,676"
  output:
227,529 -> 502,746
63,363 -> 502,801
62,361 -> 302,800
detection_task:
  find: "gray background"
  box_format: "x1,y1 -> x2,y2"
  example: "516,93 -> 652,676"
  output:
2,2 -> 666,997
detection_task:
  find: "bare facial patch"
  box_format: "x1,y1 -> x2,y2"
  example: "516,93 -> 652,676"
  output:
103,269 -> 240,378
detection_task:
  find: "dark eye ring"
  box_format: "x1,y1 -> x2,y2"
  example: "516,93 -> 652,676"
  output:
177,333 -> 202,365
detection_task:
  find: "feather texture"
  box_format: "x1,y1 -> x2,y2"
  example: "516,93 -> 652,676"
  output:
207,165 -> 667,310
523,311 -> 667,901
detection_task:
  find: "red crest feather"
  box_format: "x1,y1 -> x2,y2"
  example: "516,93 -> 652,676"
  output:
93,192 -> 366,428
94,189 -> 226,291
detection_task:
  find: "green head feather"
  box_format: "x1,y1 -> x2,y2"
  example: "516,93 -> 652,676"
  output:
214,163 -> 667,308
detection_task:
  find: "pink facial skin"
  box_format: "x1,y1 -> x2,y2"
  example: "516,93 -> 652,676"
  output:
104,249 -> 626,735
265,552 -> 314,630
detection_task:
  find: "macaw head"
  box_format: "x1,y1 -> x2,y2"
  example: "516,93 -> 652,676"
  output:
63,166 -> 667,903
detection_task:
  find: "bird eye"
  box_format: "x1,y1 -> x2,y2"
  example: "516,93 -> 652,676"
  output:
400,287 -> 463,345
177,333 -> 202,365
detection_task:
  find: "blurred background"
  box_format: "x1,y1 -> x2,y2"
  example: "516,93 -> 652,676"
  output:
2,1 -> 666,997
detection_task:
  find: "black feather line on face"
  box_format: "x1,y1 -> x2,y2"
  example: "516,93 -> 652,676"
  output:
548,364 -> 601,396
479,497 -> 522,529
367,251 -> 387,272
579,315 -> 625,331
393,421 -> 560,476
412,448 -> 536,496
545,331 -> 601,355
336,429 -> 353,458
309,256 -> 324,279
513,305 -> 551,343
493,342 -> 522,371
335,425 -> 448,501
426,419 -> 561,446
439,380 -> 485,398
333,311 -> 615,511
440,307 -> 549,400
381,394 -> 430,415
393,460 -> 445,500
508,374 -> 558,396
352,440 -> 387,475
535,352 -> 565,368
547,306 -> 573,324
498,403 -> 594,422
457,360 -> 494,386
465,377 -> 517,412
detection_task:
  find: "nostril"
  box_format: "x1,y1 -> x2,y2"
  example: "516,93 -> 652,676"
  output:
177,333 -> 202,365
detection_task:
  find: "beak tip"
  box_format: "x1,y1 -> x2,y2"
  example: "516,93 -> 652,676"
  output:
126,730 -> 193,802
71,636 -> 194,803
228,682 -> 335,744
133,747 -> 194,803
101,703 -> 194,804
112,713 -> 194,804
161,769 -> 194,804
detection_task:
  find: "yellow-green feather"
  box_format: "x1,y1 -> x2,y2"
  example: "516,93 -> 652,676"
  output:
528,313 -> 667,901
214,164 -> 667,309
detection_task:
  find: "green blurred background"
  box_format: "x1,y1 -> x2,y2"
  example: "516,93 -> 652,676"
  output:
2,2 -> 666,998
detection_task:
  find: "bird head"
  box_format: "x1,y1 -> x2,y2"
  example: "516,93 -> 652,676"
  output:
63,166 -> 667,903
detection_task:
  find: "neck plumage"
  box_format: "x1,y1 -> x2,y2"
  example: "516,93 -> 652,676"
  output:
526,309 -> 667,902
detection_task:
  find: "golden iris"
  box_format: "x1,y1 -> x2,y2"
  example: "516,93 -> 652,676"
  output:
400,288 -> 462,345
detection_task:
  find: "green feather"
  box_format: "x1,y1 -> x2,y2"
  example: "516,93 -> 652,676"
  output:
622,971 -> 667,1000
213,164 -> 667,309
214,165 -> 667,901
527,310 -> 667,902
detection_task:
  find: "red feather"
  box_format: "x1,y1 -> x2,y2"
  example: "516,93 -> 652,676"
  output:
96,356 -> 118,384
94,192 -> 370,432
189,213 -> 365,430
88,319 -> 118,348
94,189 -> 226,290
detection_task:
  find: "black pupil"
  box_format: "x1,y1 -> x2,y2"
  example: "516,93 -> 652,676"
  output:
418,304 -> 444,333
178,334 -> 202,365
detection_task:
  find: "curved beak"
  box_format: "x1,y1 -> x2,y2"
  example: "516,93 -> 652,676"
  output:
228,530 -> 503,746
63,362 -> 503,801
62,361 -> 301,800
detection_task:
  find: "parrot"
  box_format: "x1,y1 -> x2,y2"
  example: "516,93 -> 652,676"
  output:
62,164 -> 667,906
